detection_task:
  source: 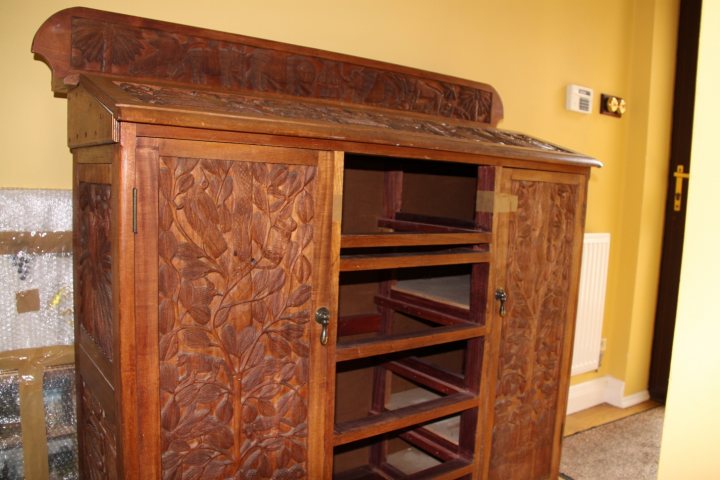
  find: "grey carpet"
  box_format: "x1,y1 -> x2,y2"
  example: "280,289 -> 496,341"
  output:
560,407 -> 664,480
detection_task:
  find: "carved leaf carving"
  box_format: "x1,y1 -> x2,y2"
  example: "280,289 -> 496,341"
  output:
112,81 -> 577,159
287,285 -> 312,308
72,18 -> 144,68
70,14 -> 497,122
77,182 -> 113,362
79,380 -> 117,479
490,178 -> 579,478
158,155 -> 315,479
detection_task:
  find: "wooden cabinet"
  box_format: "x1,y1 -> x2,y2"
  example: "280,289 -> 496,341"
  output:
33,8 -> 600,479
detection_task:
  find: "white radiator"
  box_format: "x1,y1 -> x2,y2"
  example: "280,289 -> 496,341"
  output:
571,233 -> 611,376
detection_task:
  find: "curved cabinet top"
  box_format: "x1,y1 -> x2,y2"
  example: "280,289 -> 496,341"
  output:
34,8 -> 601,169
32,7 -> 503,126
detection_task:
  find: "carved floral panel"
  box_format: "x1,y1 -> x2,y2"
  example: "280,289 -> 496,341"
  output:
157,155 -> 316,479
79,379 -> 118,480
70,16 -> 493,122
77,182 -> 113,362
490,178 -> 578,479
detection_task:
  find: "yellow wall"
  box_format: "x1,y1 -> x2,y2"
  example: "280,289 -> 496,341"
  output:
658,0 -> 720,476
0,1 -> 678,397
606,0 -> 679,395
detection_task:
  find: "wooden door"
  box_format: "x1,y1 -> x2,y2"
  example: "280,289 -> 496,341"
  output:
489,168 -> 587,480
131,138 -> 338,479
649,0 -> 702,403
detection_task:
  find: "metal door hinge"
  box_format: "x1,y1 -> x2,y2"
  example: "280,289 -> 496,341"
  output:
673,165 -> 690,212
132,188 -> 138,234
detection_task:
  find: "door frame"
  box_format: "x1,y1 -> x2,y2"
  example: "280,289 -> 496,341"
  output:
648,0 -> 702,403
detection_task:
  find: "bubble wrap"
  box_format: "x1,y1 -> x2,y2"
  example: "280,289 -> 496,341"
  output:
0,189 -> 72,232
43,368 -> 78,480
0,189 -> 74,352
0,252 -> 73,352
0,373 -> 23,479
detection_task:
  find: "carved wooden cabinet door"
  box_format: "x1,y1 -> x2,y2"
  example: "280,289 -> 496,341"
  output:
489,168 -> 587,480
131,138 -> 338,479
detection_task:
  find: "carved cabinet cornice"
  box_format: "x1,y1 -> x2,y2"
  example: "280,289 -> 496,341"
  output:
33,8 -> 599,480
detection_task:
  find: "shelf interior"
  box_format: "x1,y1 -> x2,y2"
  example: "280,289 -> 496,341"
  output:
393,274 -> 471,310
332,153 -> 494,476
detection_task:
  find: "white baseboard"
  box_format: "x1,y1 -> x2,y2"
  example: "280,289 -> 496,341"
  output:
566,377 -> 608,414
566,375 -> 650,415
618,389 -> 651,408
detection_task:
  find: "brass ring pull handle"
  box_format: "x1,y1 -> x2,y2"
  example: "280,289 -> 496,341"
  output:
315,307 -> 330,345
495,288 -> 508,317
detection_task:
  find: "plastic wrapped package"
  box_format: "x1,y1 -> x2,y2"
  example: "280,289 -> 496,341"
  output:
0,248 -> 73,351
0,189 -> 74,352
0,189 -> 77,479
43,367 -> 77,480
0,190 -> 71,232
0,347 -> 76,480
0,372 -> 23,479
48,436 -> 77,480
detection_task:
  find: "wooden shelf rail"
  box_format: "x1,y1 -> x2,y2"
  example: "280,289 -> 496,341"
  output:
333,392 -> 476,446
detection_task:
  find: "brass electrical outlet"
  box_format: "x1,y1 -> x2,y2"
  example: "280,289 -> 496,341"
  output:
600,93 -> 626,118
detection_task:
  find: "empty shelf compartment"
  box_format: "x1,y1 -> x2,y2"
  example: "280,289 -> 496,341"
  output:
333,345 -> 478,442
388,388 -> 461,444
334,391 -> 476,446
335,324 -> 484,362
333,438 -> 473,480
393,274 -> 471,310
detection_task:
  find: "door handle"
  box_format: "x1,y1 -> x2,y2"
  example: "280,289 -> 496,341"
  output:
315,307 -> 330,345
673,165 -> 690,212
495,288 -> 508,317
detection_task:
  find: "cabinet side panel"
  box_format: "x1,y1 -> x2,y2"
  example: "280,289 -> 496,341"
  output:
157,156 -> 316,478
74,160 -> 119,479
77,182 -> 114,362
78,378 -> 118,480
490,174 -> 580,480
